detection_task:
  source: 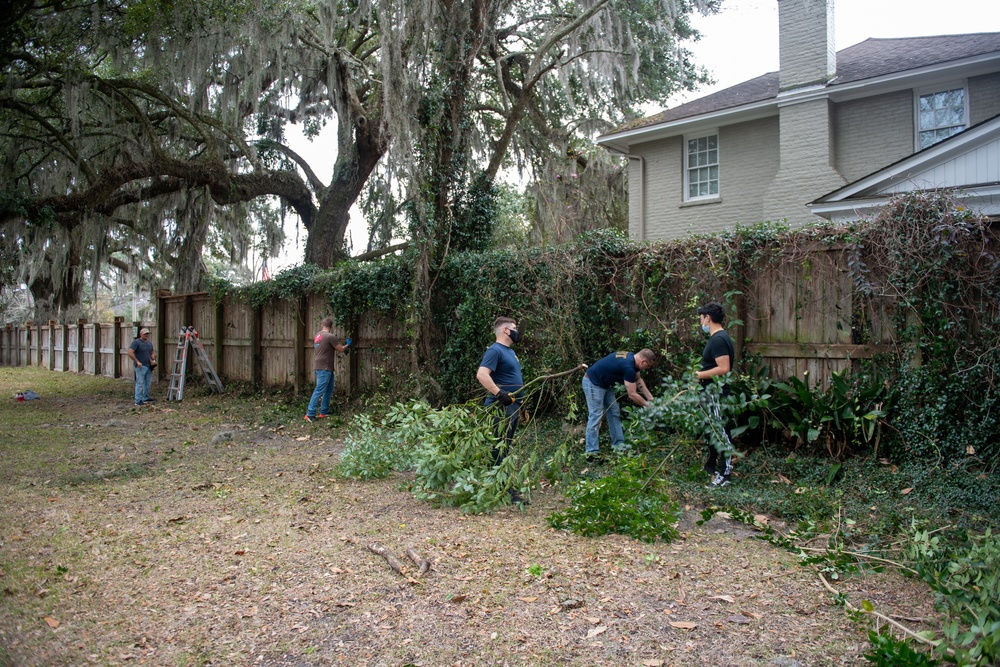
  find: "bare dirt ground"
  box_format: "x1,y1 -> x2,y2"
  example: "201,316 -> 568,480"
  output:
0,367 -> 938,667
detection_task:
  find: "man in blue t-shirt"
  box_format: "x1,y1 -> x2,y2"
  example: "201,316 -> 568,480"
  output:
582,348 -> 655,457
476,316 -> 526,504
696,301 -> 737,487
127,327 -> 157,406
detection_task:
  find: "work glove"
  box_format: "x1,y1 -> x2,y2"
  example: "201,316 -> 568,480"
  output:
496,389 -> 514,406
344,338 -> 352,354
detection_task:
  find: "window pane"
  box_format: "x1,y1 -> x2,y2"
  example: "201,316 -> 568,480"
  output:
917,87 -> 966,147
686,134 -> 719,199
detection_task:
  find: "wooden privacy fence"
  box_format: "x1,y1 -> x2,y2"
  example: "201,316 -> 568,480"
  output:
155,290 -> 410,395
741,242 -> 896,387
0,318 -> 158,382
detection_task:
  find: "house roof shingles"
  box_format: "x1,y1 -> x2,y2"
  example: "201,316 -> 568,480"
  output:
611,32 -> 1000,135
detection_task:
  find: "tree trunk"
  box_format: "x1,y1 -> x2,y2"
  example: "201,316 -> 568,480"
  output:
305,107 -> 387,268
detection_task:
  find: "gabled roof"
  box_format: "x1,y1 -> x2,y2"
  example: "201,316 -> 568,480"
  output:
604,32 -> 1000,139
809,113 -> 1000,221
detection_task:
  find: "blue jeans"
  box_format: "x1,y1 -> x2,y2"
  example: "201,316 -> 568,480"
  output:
134,365 -> 152,405
583,375 -> 625,453
307,370 -> 334,417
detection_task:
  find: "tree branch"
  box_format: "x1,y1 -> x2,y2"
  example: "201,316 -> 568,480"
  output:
261,141 -> 327,194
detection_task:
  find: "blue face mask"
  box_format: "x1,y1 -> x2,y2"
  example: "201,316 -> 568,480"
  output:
701,323 -> 710,334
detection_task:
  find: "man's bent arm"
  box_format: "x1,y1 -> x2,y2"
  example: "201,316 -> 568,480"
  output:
624,381 -> 648,407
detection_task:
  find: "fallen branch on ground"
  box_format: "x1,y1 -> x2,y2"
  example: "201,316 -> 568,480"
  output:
405,547 -> 430,575
367,542 -> 404,576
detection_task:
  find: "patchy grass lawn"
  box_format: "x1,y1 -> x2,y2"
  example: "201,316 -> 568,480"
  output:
1,366 -> 937,667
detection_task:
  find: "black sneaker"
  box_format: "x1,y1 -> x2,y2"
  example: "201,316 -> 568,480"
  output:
508,488 -> 529,505
143,398 -> 156,404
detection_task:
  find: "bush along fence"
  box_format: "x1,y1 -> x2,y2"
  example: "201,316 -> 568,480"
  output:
0,318 -> 156,383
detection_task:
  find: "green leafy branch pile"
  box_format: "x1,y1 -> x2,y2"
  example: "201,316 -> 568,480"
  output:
335,397 -> 572,514
547,454 -> 679,543
630,366 -> 760,456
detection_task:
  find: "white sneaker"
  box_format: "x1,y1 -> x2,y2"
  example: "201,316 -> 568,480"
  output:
708,472 -> 731,488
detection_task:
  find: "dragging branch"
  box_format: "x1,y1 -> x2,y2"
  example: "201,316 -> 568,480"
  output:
405,547 -> 430,575
521,363 -> 587,391
367,542 -> 404,576
817,571 -> 944,651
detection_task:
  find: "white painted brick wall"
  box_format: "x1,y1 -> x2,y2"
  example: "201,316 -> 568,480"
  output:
834,90 -> 913,183
764,99 -> 845,223
628,117 -> 780,241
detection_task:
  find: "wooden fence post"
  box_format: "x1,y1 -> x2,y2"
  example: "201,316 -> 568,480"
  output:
33,321 -> 42,367
76,320 -> 86,373
214,298 -> 225,380
294,295 -> 307,396
156,290 -> 170,382
349,315 -> 360,396
47,320 -> 56,370
61,322 -> 69,372
92,321 -> 101,376
113,317 -> 124,378
251,304 -> 263,387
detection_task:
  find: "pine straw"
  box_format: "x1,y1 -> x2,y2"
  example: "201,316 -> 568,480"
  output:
0,367 -> 938,666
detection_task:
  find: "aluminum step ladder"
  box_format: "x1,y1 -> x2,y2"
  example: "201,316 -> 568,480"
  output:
166,326 -> 225,401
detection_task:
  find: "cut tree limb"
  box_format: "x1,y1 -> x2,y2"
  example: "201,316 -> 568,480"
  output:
367,542 -> 404,576
405,547 -> 430,575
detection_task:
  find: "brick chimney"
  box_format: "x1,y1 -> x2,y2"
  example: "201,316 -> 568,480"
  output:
779,0 -> 837,90
764,0 -> 845,224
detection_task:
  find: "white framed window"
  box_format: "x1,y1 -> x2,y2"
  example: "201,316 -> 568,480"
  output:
915,83 -> 968,150
684,132 -> 719,201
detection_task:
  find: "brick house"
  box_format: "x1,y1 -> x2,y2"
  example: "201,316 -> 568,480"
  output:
597,0 -> 1000,240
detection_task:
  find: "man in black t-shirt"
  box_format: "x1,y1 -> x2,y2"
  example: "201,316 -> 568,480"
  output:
696,302 -> 736,487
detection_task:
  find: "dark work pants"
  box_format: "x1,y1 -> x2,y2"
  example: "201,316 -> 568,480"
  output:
491,402 -> 521,466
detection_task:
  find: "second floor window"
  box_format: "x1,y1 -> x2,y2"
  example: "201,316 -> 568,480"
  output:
686,133 -> 719,200
917,86 -> 967,149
